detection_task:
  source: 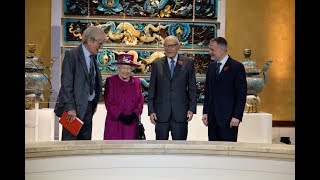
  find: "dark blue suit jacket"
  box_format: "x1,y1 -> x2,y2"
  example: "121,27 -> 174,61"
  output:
203,56 -> 247,127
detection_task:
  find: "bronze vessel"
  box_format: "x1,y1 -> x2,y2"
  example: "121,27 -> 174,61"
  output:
242,49 -> 272,95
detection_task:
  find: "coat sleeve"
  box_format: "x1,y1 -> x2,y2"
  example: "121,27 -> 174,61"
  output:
202,62 -> 211,115
104,77 -> 122,120
188,59 -> 197,114
147,61 -> 157,115
60,50 -> 76,111
233,63 -> 247,120
132,78 -> 144,116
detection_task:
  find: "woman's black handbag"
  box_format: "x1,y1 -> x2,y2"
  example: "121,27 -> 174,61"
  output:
137,116 -> 146,140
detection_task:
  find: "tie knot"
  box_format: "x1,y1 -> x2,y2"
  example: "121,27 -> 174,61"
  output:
171,59 -> 175,63
217,62 -> 221,66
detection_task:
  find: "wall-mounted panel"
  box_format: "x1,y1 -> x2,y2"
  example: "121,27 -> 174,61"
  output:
62,47 -> 211,76
64,0 -> 218,19
63,19 -> 217,49
61,0 -> 220,84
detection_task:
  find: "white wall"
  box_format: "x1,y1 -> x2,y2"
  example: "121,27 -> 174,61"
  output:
26,154 -> 294,180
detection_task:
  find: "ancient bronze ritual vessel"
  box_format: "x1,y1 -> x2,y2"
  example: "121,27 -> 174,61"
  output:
242,49 -> 272,112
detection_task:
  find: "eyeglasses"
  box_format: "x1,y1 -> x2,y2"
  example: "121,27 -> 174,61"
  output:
164,43 -> 178,49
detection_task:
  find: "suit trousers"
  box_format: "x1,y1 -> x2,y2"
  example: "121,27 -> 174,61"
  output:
208,123 -> 239,142
61,101 -> 93,140
155,113 -> 188,140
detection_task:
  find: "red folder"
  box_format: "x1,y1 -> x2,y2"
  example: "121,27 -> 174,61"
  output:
59,111 -> 84,136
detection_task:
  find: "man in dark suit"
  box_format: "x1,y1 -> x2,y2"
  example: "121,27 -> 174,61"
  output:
202,37 -> 247,142
148,35 -> 197,140
54,26 -> 104,140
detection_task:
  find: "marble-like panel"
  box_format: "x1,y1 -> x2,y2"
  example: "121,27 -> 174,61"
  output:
25,140 -> 295,160
26,155 -> 294,180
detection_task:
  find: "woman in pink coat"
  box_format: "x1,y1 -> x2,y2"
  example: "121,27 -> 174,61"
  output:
103,53 -> 144,140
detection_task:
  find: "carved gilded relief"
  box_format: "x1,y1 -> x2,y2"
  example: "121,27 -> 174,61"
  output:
64,19 -> 216,48
91,0 -> 124,15
62,47 -> 211,76
62,0 -> 219,100
64,0 -> 89,15
61,1 -> 283,117
195,0 -> 217,19
123,0 -> 193,18
64,0 -> 209,18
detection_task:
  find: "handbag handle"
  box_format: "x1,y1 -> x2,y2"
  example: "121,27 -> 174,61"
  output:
138,114 -> 142,124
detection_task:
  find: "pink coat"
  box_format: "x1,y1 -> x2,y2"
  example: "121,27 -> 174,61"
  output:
103,75 -> 144,140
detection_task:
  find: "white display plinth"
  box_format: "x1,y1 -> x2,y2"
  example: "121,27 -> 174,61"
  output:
25,108 -> 55,142
58,104 -> 272,143
58,104 -> 208,141
237,112 -> 273,143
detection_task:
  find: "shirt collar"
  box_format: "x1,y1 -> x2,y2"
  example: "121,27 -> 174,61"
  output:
217,54 -> 229,67
167,54 -> 179,63
82,43 -> 91,58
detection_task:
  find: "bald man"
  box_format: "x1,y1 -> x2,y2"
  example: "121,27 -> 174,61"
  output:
148,35 -> 197,140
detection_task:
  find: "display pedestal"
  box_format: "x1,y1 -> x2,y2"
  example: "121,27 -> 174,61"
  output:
54,104 -> 272,143
237,112 -> 272,143
25,108 -> 55,142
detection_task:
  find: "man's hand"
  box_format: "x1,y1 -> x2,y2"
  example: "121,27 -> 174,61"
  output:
149,113 -> 157,125
230,117 -> 240,128
187,110 -> 193,122
202,114 -> 208,127
67,110 -> 77,123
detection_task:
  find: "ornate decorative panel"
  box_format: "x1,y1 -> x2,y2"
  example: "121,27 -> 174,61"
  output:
61,0 -> 220,102
64,0 -> 217,19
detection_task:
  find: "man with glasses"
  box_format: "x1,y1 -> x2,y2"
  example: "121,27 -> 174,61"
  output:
148,35 -> 197,140
54,26 -> 105,140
